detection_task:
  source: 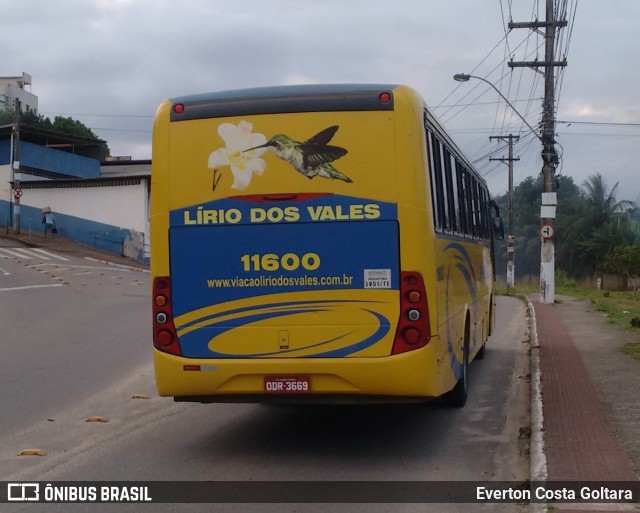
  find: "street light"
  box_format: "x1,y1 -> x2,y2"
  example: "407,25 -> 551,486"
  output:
453,74 -> 542,142
453,73 -> 532,291
454,72 -> 556,303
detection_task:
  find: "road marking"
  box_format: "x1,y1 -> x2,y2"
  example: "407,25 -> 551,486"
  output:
0,267 -> 9,276
12,247 -> 48,259
0,284 -> 64,292
29,248 -> 71,261
0,247 -> 71,261
39,263 -> 132,272
0,248 -> 32,259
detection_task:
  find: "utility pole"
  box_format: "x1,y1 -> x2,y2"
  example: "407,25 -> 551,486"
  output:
508,0 -> 566,304
490,134 -> 520,289
12,104 -> 21,235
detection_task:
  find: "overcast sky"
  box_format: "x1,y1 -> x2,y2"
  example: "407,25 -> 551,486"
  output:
3,0 -> 639,202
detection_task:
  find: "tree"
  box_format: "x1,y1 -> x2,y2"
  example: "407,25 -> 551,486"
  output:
581,221 -> 636,274
582,173 -> 633,224
566,174 -> 636,276
492,174 -> 581,280
492,172 -> 637,281
0,107 -> 110,159
603,244 -> 640,290
50,116 -> 100,140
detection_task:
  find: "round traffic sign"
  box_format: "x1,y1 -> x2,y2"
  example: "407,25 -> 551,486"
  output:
540,223 -> 555,239
13,188 -> 23,198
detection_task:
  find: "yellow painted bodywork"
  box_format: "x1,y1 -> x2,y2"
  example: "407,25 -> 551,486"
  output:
151,85 -> 494,401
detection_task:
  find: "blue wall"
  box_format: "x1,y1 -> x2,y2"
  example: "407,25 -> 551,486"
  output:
0,140 -> 100,178
0,140 -> 10,165
0,199 -> 148,263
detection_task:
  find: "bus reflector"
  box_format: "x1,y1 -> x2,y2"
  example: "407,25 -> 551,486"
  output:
403,327 -> 421,345
156,330 -> 173,346
152,277 -> 182,356
392,271 -> 431,354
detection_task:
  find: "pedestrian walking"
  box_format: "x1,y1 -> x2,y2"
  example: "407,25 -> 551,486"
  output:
42,207 -> 56,237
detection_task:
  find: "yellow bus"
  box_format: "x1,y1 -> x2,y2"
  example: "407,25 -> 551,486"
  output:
151,84 -> 502,407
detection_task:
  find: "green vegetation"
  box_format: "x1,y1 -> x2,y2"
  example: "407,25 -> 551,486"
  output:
503,284 -> 640,361
493,171 -> 640,361
493,173 -> 638,281
557,286 -> 640,361
0,107 -> 110,159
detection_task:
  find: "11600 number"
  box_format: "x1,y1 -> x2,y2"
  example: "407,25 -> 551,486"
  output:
240,252 -> 320,272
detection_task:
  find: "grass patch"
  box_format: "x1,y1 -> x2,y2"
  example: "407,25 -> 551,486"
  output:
557,286 -> 640,361
620,342 -> 640,360
499,284 -> 640,361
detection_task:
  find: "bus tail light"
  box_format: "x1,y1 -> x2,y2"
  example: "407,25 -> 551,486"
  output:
392,271 -> 431,355
153,277 -> 182,356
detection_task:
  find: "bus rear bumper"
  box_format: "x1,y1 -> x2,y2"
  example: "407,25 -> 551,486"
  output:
153,345 -> 442,403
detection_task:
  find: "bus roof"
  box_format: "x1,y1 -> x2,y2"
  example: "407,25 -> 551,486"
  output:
166,83 -> 488,193
169,84 -> 398,121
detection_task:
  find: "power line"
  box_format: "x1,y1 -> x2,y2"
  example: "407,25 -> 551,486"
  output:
557,120 -> 640,127
39,111 -> 153,119
92,127 -> 152,133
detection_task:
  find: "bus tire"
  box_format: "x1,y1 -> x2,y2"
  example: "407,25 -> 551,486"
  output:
443,322 -> 469,408
487,295 -> 494,337
476,342 -> 486,360
475,297 -> 491,360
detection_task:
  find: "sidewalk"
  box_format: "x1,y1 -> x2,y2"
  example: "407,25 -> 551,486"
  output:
0,229 -> 149,271
530,295 -> 640,512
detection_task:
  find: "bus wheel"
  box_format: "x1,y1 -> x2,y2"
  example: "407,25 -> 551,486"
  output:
487,296 -> 494,336
476,298 -> 491,360
443,324 -> 469,408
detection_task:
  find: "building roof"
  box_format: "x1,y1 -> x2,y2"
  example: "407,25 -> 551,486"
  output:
14,174 -> 151,189
0,122 -> 106,160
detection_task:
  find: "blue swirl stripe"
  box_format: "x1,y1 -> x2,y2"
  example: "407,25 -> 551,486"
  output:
176,299 -> 391,358
444,242 -> 481,378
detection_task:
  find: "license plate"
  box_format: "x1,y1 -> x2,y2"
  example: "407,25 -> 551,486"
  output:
264,376 -> 311,393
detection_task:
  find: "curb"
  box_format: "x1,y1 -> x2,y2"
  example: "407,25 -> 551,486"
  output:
527,297 -> 548,513
83,257 -> 150,274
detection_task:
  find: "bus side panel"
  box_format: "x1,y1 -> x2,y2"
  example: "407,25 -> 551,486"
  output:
393,86 -> 494,397
150,99 -> 172,279
393,87 -> 446,396
432,236 -> 493,393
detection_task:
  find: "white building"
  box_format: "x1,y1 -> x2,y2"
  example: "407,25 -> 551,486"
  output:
0,72 -> 38,113
0,74 -> 150,262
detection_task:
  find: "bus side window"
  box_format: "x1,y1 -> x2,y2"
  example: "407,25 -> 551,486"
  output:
463,171 -> 474,237
471,179 -> 481,238
490,200 -> 505,240
456,162 -> 468,236
480,187 -> 490,240
430,134 -> 448,231
426,129 -> 441,231
444,149 -> 459,234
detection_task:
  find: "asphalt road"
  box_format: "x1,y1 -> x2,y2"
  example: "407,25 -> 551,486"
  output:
0,239 -> 530,513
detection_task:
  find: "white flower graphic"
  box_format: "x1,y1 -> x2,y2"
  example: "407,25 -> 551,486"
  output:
208,121 -> 268,191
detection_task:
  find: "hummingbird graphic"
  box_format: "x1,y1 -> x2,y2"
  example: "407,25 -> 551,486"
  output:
246,125 -> 352,183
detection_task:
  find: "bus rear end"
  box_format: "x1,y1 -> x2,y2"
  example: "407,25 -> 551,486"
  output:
151,85 -> 437,402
